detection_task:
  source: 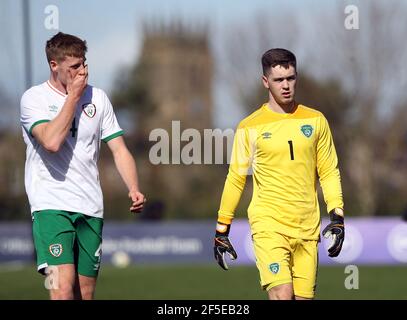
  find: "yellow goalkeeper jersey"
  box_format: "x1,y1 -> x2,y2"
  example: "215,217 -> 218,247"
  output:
218,103 -> 343,240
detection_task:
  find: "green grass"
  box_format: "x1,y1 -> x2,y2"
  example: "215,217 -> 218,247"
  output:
1,264 -> 407,300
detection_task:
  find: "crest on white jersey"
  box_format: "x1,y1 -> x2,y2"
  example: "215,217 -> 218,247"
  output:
82,103 -> 96,118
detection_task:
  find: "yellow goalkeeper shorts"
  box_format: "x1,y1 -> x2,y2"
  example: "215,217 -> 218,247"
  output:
252,230 -> 318,299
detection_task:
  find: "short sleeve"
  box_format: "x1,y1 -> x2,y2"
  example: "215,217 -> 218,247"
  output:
100,90 -> 123,143
20,90 -> 50,135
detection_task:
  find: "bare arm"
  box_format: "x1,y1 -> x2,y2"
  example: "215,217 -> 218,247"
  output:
107,136 -> 146,213
32,66 -> 88,153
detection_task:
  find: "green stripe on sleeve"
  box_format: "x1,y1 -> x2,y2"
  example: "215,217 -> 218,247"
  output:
102,130 -> 124,143
29,120 -> 50,135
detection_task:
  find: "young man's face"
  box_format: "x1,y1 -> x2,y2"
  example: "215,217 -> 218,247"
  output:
50,55 -> 86,86
262,64 -> 297,106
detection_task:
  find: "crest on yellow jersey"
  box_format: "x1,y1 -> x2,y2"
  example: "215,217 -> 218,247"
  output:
301,125 -> 313,138
269,262 -> 280,274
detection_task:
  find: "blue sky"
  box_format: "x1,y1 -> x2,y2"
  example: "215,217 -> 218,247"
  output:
0,0 -> 334,129
3,0 -> 323,94
2,0 -> 405,129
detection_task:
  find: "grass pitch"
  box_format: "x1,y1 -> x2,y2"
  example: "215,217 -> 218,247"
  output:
1,264 -> 406,300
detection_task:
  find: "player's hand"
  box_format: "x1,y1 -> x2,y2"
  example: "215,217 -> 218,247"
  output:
214,222 -> 237,270
128,189 -> 146,213
322,208 -> 345,257
67,64 -> 88,99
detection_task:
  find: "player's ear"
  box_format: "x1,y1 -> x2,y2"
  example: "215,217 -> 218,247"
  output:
49,60 -> 58,72
262,75 -> 270,89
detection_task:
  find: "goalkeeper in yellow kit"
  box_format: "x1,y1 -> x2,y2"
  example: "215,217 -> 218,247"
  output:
213,48 -> 345,300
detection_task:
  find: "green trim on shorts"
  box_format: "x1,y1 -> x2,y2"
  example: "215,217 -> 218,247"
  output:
32,210 -> 103,277
29,120 -> 50,135
102,130 -> 124,143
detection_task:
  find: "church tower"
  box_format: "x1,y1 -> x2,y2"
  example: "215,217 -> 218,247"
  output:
138,22 -> 213,132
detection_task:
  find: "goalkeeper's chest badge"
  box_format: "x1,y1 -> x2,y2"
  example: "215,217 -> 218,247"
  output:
301,124 -> 313,138
269,263 -> 280,274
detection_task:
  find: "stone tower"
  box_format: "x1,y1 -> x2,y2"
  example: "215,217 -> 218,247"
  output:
100,22 -> 219,220
138,22 -> 213,132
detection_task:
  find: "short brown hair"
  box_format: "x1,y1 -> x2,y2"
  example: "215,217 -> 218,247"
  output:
261,48 -> 296,76
45,32 -> 87,63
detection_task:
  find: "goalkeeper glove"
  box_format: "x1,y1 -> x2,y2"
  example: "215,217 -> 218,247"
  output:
214,222 -> 237,270
322,208 -> 345,257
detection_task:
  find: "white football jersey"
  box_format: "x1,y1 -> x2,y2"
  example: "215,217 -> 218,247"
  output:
20,81 -> 123,218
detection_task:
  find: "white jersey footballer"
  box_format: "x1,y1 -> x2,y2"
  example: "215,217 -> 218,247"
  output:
20,80 -> 123,218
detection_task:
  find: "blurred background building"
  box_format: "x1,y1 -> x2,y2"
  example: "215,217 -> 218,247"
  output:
104,22 -> 221,220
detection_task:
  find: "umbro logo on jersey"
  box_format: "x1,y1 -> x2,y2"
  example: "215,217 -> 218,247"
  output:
48,105 -> 58,113
262,132 -> 272,139
301,125 -> 313,138
82,103 -> 96,118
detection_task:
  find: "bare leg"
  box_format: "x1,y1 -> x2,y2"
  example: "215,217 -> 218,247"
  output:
267,283 -> 294,300
49,264 -> 76,300
77,274 -> 97,300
